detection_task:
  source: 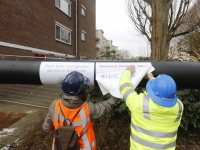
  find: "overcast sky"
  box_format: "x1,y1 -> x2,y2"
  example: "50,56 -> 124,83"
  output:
96,0 -> 149,57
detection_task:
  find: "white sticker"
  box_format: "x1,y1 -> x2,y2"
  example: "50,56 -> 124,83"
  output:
39,62 -> 95,85
96,62 -> 154,98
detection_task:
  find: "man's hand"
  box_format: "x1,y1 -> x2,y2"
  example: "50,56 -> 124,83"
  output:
144,73 -> 154,80
126,65 -> 136,74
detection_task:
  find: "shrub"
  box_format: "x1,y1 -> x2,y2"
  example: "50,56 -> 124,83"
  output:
177,89 -> 200,131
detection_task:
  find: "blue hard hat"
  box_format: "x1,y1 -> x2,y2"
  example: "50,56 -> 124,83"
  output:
146,74 -> 177,107
62,71 -> 90,96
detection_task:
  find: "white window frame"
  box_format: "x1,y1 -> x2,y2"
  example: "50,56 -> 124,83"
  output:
81,5 -> 86,17
81,31 -> 86,41
55,0 -> 71,17
55,22 -> 71,45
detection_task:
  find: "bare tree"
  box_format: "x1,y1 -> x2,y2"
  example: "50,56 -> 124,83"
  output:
125,0 -> 200,60
182,1 -> 200,61
185,26 -> 200,61
138,46 -> 151,57
120,49 -> 132,59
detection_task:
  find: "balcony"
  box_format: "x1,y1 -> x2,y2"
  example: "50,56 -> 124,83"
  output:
96,35 -> 100,41
96,44 -> 100,50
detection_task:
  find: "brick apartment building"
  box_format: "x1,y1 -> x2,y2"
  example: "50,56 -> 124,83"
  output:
0,0 -> 96,60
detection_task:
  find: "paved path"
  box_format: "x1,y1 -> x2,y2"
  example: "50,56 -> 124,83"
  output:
0,101 -> 47,149
0,85 -> 61,149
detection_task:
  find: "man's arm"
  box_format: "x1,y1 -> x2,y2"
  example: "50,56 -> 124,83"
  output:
144,72 -> 155,80
119,65 -> 145,111
42,100 -> 57,133
119,65 -> 136,102
88,96 -> 117,120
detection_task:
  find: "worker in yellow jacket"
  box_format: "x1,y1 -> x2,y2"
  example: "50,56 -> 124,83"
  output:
119,65 -> 184,150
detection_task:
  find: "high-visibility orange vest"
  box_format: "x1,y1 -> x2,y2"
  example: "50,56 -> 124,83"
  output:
52,99 -> 96,150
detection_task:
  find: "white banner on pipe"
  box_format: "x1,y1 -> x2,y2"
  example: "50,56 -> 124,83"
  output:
39,61 -> 154,98
96,62 -> 155,98
39,62 -> 95,85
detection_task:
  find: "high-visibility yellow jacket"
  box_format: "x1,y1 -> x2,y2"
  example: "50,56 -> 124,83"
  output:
52,99 -> 96,150
119,70 -> 184,150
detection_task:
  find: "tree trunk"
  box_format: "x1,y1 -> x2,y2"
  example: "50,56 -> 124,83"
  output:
151,0 -> 170,60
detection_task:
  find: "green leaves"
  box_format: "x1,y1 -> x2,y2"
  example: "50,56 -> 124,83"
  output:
177,89 -> 200,131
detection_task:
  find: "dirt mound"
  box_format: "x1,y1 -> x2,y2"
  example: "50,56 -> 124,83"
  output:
0,112 -> 27,130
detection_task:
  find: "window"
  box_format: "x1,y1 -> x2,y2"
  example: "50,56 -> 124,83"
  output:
81,31 -> 86,41
55,0 -> 71,17
56,23 -> 71,45
55,0 -> 60,7
81,5 -> 86,17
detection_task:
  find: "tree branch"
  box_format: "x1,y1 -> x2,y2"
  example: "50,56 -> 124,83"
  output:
172,30 -> 191,38
127,0 -> 151,42
143,0 -> 151,5
137,0 -> 151,21
170,0 -> 190,34
168,3 -> 173,30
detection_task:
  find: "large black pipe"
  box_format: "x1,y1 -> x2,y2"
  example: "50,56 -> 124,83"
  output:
0,59 -> 42,84
141,61 -> 200,89
0,59 -> 200,89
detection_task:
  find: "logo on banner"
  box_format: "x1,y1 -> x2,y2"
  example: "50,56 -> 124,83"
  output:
100,73 -> 119,79
101,75 -> 105,79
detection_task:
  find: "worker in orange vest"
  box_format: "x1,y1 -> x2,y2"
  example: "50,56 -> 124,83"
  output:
43,71 -> 117,150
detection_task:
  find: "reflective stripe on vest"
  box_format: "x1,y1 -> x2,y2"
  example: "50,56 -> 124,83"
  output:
131,122 -> 177,138
143,94 -> 150,120
119,83 -> 134,102
174,100 -> 183,122
52,138 -> 55,150
130,133 -> 176,149
55,107 -> 90,127
120,83 -> 183,123
143,95 -> 183,122
53,100 -> 96,150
